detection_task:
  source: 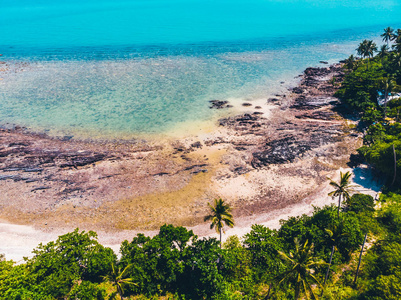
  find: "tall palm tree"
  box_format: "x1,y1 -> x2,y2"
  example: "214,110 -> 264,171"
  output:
381,27 -> 394,47
356,40 -> 368,59
273,239 -> 326,300
103,263 -> 135,300
204,198 -> 234,247
323,222 -> 348,285
390,52 -> 401,70
378,44 -> 389,59
382,77 -> 397,118
328,171 -> 356,218
393,40 -> 401,53
392,29 -> 401,53
393,28 -> 401,43
356,40 -> 377,69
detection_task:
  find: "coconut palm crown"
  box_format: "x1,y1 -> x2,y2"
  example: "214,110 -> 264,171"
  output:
274,239 -> 326,300
103,263 -> 135,300
323,221 -> 349,285
381,27 -> 394,46
382,77 -> 397,117
328,171 -> 356,217
204,198 -> 234,247
356,40 -> 377,69
378,44 -> 389,58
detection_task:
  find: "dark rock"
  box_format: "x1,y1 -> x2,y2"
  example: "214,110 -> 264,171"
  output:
61,135 -> 74,141
184,164 -> 208,171
153,172 -> 169,176
218,118 -> 230,127
191,141 -> 202,149
61,187 -> 82,194
209,100 -> 230,109
233,166 -> 250,175
9,142 -> 30,147
255,106 -> 262,109
25,178 -> 40,183
290,96 -> 338,110
251,136 -> 312,167
304,67 -> 331,77
0,175 -> 24,181
31,186 -> 51,192
59,153 -> 106,168
2,167 -> 24,172
295,111 -> 336,120
235,146 -> 247,151
0,149 -> 14,157
23,168 -> 44,172
237,113 -> 258,121
292,87 -> 304,94
191,169 -> 208,174
242,103 -> 252,107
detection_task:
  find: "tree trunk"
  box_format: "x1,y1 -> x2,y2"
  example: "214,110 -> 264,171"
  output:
265,283 -> 273,299
354,233 -> 368,285
384,87 -> 389,118
391,144 -> 397,186
324,246 -> 335,285
294,285 -> 300,300
337,194 -> 342,218
219,227 -> 222,248
117,284 -> 124,300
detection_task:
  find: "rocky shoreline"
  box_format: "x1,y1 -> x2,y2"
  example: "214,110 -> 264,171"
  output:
0,62 -> 362,232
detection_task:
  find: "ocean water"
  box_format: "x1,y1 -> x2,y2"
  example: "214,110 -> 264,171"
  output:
0,0 -> 400,139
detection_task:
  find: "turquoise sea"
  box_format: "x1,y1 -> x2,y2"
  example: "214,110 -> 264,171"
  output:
0,0 -> 401,139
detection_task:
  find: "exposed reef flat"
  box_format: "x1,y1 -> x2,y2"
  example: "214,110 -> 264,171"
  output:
0,63 -> 362,234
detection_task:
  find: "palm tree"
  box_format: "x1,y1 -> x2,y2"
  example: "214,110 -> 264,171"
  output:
356,40 -> 368,59
378,44 -> 389,60
273,239 -> 326,299
390,52 -> 401,70
381,27 -> 394,46
392,29 -> 401,53
103,263 -> 135,300
204,198 -> 234,247
367,40 -> 378,58
344,55 -> 357,71
393,28 -> 401,43
323,222 -> 348,285
393,40 -> 401,53
328,171 -> 356,218
381,77 -> 396,118
356,40 -> 377,69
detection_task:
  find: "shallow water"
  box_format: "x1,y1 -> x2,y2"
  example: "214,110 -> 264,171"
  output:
0,0 -> 400,138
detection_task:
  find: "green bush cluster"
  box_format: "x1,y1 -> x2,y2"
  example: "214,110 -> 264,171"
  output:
0,202 -> 382,300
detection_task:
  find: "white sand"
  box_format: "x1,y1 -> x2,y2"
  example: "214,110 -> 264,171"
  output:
0,165 -> 382,262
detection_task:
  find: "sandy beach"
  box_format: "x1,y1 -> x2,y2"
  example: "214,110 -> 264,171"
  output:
0,164 -> 382,262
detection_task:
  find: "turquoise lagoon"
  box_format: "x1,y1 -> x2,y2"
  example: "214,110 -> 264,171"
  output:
0,0 -> 400,139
